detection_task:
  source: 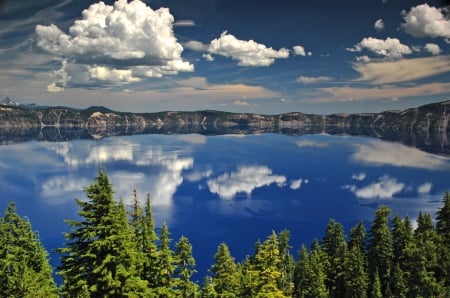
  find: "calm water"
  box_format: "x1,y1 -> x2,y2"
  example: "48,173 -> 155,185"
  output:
1,133 -> 449,281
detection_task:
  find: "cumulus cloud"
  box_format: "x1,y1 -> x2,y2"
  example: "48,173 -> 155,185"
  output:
424,43 -> 441,55
207,31 -> 289,66
347,37 -> 412,60
207,165 -> 286,199
293,45 -> 311,56
344,175 -> 405,199
401,4 -> 450,39
417,182 -> 432,194
352,140 -> 449,169
352,55 -> 450,84
290,178 -> 304,190
374,19 -> 385,31
297,76 -> 332,84
35,0 -> 193,90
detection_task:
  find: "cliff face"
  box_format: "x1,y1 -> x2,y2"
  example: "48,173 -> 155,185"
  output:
0,100 -> 449,154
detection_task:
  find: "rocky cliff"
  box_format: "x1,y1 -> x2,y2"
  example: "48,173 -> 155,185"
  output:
0,100 -> 449,154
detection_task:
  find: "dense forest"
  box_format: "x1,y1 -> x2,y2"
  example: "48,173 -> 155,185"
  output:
1,170 -> 449,297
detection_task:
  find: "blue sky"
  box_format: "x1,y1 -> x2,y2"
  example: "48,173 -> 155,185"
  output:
0,0 -> 449,114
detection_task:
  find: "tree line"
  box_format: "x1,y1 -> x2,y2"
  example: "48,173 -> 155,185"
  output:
1,169 -> 449,297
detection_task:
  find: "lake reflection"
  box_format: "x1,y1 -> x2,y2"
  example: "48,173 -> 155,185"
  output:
0,133 -> 449,280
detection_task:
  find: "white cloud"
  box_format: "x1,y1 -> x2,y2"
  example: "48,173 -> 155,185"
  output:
417,182 -> 432,194
183,40 -> 208,51
347,37 -> 412,59
402,4 -> 450,39
345,175 -> 405,199
290,178 -> 303,190
234,99 -> 250,106
296,140 -> 328,148
207,31 -> 289,66
352,140 -> 449,169
35,0 -> 193,90
173,20 -> 195,27
351,172 -> 366,181
203,53 -> 214,61
207,165 -> 286,199
293,45 -> 306,56
352,55 -> 450,84
374,19 -> 385,31
297,76 -> 332,84
177,134 -> 207,144
424,43 -> 441,55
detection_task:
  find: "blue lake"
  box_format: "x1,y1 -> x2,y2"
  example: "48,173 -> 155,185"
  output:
0,133 -> 449,282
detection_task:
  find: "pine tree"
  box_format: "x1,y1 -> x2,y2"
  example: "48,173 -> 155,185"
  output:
58,169 -> 147,297
0,203 -> 58,298
154,222 -> 176,297
174,236 -> 198,297
293,245 -> 328,298
322,219 -> 346,297
348,221 -> 366,253
209,242 -> 239,297
343,246 -> 368,298
367,206 -> 393,297
436,190 -> 450,289
277,229 -> 294,296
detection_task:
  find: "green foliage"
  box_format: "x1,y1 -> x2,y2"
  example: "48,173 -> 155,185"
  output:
367,206 -> 393,296
58,169 -> 148,297
0,203 -> 58,298
4,171 -> 450,297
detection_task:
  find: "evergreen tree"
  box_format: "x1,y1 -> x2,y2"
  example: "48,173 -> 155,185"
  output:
348,221 -> 366,253
58,170 -> 147,297
322,219 -> 346,297
343,246 -> 368,298
0,203 -> 58,298
436,190 -> 450,288
367,206 -> 393,297
154,222 -> 176,297
293,245 -> 328,298
174,236 -> 198,297
201,276 -> 218,298
370,269 -> 382,298
277,229 -> 295,296
252,231 -> 286,297
209,242 -> 239,297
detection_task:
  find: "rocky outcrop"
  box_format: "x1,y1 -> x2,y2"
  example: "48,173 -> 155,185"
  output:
0,100 -> 449,154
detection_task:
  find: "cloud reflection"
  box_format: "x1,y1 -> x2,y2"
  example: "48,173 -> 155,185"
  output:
343,175 -> 405,199
40,139 -> 193,208
352,140 -> 449,169
207,165 -> 286,199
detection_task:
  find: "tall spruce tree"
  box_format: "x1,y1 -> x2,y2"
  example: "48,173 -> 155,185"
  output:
293,245 -> 328,298
367,206 -> 393,297
0,203 -> 58,298
436,190 -> 450,289
154,222 -> 176,297
209,242 -> 240,297
174,236 -> 198,297
277,229 -> 295,296
58,170 -> 147,297
322,219 -> 346,297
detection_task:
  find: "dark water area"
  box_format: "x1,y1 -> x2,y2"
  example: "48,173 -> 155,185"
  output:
0,132 -> 449,282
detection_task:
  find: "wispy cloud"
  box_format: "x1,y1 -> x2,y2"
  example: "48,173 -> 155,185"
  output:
296,140 -> 329,148
296,76 -> 332,84
352,55 -> 450,84
207,165 -> 286,199
351,172 -> 366,181
417,182 -> 432,194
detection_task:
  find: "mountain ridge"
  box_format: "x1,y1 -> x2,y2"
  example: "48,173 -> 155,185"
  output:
0,99 -> 449,155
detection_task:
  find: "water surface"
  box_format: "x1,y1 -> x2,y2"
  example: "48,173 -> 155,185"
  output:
0,133 -> 449,281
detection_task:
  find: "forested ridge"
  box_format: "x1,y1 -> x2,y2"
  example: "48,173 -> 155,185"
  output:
1,170 -> 450,297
